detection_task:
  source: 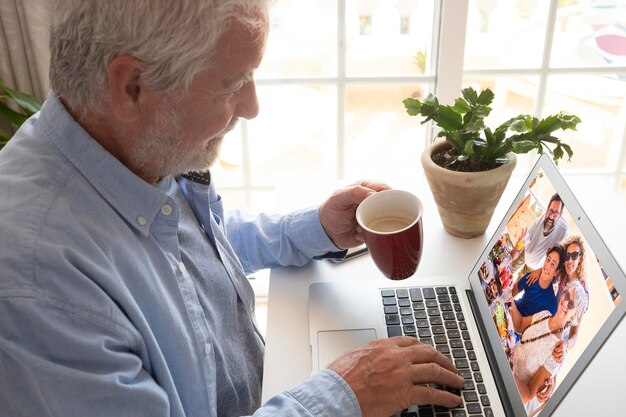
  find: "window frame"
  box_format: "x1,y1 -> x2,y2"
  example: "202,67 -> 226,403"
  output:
220,0 -> 626,212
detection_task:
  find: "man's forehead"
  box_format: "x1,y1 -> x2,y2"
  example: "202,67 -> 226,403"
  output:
549,200 -> 563,209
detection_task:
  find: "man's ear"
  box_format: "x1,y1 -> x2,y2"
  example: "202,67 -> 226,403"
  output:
107,55 -> 148,121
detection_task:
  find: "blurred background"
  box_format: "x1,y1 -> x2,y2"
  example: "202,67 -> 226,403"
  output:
208,0 -> 626,213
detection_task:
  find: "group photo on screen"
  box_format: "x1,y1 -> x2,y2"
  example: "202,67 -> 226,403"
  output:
477,169 -> 622,417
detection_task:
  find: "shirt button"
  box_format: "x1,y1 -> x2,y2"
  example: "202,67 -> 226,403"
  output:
161,204 -> 173,216
137,216 -> 147,226
204,343 -> 212,355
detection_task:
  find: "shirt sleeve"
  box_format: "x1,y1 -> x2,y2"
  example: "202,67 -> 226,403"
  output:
518,273 -> 529,291
177,176 -> 343,274
543,352 -> 563,375
225,207 -> 343,274
252,370 -> 362,417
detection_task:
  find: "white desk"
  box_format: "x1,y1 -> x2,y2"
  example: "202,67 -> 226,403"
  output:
261,175 -> 626,416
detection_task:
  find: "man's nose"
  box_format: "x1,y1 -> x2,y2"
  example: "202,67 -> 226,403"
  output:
235,81 -> 260,120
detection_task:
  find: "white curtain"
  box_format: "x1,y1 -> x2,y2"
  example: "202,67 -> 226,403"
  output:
0,0 -> 50,102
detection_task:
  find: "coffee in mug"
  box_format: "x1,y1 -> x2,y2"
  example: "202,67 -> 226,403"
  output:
367,214 -> 414,233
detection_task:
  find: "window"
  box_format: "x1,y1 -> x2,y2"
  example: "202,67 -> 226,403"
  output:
214,0 -> 441,212
215,0 -> 626,214
462,0 -> 626,182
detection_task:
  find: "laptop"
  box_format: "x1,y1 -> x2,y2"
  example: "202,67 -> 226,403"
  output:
308,154 -> 626,417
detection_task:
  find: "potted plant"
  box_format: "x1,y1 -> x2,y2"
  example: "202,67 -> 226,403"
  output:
403,87 -> 581,238
0,79 -> 42,150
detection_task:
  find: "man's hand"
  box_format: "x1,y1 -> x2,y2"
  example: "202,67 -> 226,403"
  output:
524,269 -> 542,286
552,340 -> 567,363
510,228 -> 527,260
328,337 -> 464,417
319,180 -> 390,249
536,376 -> 555,403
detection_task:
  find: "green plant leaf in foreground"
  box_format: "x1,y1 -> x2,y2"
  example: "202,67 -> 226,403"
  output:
3,85 -> 41,115
0,102 -> 29,128
0,80 -> 43,149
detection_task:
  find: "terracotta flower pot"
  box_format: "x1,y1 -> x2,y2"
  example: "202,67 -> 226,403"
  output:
421,139 -> 516,239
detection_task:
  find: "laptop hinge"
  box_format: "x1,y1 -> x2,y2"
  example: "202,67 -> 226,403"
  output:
466,289 -> 515,417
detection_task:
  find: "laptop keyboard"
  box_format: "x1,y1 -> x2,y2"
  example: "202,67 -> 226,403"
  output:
381,286 -> 494,417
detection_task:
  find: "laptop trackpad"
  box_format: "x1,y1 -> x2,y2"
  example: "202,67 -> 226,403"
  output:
317,329 -> 377,371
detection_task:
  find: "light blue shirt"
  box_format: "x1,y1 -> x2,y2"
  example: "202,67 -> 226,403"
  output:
0,92 -> 360,417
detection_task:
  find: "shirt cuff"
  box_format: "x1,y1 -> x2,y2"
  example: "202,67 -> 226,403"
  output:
287,206 -> 343,257
287,369 -> 362,417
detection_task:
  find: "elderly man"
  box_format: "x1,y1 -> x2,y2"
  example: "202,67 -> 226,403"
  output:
0,1 -> 463,416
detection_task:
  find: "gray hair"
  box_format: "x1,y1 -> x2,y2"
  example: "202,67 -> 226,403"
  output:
563,280 -> 587,326
49,0 -> 270,117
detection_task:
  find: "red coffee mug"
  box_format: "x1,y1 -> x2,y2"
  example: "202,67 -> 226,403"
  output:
356,190 -> 423,280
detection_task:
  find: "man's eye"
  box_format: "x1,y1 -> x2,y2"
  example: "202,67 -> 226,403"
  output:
230,81 -> 245,92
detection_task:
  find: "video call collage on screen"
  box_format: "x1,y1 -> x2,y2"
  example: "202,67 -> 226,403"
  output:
476,169 -> 622,416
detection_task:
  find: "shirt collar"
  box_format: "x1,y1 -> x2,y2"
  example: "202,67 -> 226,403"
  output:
38,92 -> 169,236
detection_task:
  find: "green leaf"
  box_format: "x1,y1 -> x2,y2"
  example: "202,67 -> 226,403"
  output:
435,105 -> 463,131
464,139 -> 474,155
0,128 -> 11,142
558,113 -> 581,130
423,93 -> 439,108
461,87 -> 478,105
402,97 -> 422,116
440,131 -> 463,151
473,138 -> 488,148
3,86 -> 41,115
561,142 -> 573,160
0,101 -> 28,128
477,88 -> 495,106
534,115 -> 563,134
473,104 -> 492,118
483,127 -> 494,146
553,145 -> 564,162
464,120 -> 485,134
508,115 -> 532,132
511,140 -> 538,154
452,98 -> 471,114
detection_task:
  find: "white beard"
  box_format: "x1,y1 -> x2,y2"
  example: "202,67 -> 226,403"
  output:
129,104 -> 229,179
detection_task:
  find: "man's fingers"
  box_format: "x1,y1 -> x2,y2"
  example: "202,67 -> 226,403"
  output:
409,384 -> 463,408
391,335 -> 422,347
388,338 -> 464,386
406,343 -> 460,375
410,362 -> 465,388
390,338 -> 463,383
553,341 -> 565,362
354,179 -> 391,192
342,181 -> 392,205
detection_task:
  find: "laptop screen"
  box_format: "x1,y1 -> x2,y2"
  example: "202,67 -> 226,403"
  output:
475,167 -> 622,416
